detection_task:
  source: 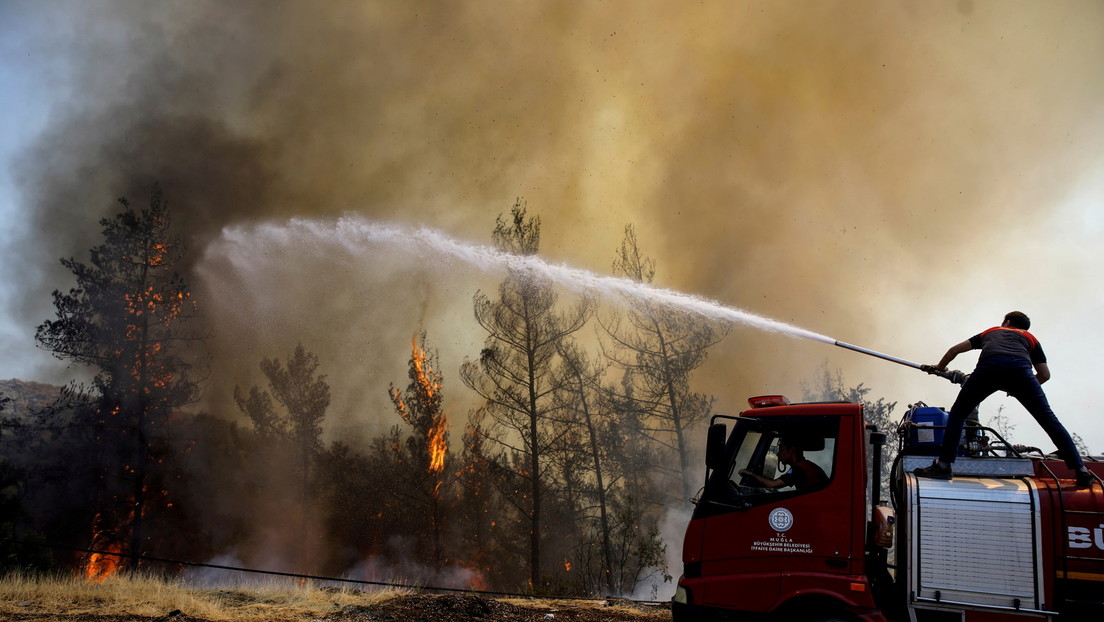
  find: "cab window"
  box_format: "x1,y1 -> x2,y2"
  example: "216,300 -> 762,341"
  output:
725,417 -> 837,503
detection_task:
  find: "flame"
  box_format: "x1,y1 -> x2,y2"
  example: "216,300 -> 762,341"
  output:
466,567 -> 490,592
83,509 -> 132,583
84,544 -> 124,583
564,560 -> 572,572
407,336 -> 448,477
428,414 -> 447,474
410,335 -> 441,400
391,336 -> 450,499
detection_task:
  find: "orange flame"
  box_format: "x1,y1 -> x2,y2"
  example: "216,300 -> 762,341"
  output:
410,336 -> 441,401
466,567 -> 490,592
409,336 -> 448,477
84,545 -> 124,583
428,414 -> 447,475
84,510 -> 131,583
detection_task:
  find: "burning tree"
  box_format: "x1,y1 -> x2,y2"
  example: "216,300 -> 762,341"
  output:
453,421 -> 507,585
385,332 -> 451,567
601,225 -> 726,502
460,200 -> 592,590
35,187 -> 202,578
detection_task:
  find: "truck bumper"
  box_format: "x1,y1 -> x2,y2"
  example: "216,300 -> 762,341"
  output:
672,581 -> 768,621
672,599 -> 767,622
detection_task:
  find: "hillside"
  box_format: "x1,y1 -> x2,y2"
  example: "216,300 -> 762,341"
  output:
0,378 -> 64,418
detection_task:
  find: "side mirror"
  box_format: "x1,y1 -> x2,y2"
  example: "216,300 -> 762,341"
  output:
706,423 -> 728,472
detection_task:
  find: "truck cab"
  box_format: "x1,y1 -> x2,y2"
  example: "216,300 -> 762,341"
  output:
672,395 -> 1104,622
673,396 -> 881,621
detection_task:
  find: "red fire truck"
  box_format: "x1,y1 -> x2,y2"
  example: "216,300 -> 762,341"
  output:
672,395 -> 1104,621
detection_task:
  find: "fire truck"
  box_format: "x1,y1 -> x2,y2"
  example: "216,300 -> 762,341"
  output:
672,395 -> 1104,621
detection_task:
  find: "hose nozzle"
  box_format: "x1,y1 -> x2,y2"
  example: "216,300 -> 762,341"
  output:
920,364 -> 967,385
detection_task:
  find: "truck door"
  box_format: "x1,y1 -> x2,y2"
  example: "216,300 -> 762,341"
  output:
694,413 -> 858,611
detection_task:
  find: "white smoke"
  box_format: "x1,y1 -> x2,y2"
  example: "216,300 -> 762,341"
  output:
345,548 -> 483,591
180,548 -> 481,592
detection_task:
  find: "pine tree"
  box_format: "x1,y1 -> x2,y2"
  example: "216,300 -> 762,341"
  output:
602,225 -> 726,502
552,343 -> 616,593
235,343 -> 331,497
234,342 -> 331,571
460,200 -> 591,590
386,332 -> 450,566
35,186 -> 202,575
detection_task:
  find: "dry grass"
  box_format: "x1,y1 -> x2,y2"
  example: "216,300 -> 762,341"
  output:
0,571 -> 405,621
500,597 -> 665,617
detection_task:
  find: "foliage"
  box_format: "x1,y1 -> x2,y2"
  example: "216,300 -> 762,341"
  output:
984,406 -> 1016,445
1072,432 -> 1091,457
15,196 -> 734,595
0,392 -> 54,573
35,186 -> 201,412
234,343 -> 331,487
382,332 -> 451,566
234,343 -> 331,572
800,362 -> 898,496
601,225 -> 727,502
460,200 -> 592,590
32,186 -> 203,571
800,363 -> 897,433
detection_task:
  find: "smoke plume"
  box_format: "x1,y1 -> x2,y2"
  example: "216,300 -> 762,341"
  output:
6,2 -> 1104,585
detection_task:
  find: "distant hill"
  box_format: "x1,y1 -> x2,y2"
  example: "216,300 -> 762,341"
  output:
0,378 -> 65,418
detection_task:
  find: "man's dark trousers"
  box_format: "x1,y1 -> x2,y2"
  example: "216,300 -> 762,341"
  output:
938,354 -> 1084,470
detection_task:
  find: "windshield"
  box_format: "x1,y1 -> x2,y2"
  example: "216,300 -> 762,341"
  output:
723,416 -> 837,500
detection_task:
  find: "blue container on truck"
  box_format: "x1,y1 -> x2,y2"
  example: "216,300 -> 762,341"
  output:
901,405 -> 950,455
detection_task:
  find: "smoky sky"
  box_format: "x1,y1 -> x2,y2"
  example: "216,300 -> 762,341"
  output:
7,1 -> 1104,441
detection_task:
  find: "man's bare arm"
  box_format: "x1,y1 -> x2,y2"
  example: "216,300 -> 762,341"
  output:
1034,362 -> 1051,384
936,340 -> 973,370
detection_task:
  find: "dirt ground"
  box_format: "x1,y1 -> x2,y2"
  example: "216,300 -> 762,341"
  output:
323,594 -> 670,622
1,593 -> 672,622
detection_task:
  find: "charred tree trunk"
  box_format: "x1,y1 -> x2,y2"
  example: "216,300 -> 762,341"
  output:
653,319 -> 692,502
527,319 -> 542,590
559,349 -> 614,594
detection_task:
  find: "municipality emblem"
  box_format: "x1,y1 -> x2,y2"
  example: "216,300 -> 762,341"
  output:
768,507 -> 794,532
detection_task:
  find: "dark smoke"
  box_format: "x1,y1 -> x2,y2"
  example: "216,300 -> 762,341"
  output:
7,0 -> 1104,513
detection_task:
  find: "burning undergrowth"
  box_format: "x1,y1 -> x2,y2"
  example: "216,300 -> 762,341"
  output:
4,1 -> 1104,610
6,203 -> 695,599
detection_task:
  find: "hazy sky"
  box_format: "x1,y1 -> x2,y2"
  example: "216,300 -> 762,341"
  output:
2,1 -> 1103,453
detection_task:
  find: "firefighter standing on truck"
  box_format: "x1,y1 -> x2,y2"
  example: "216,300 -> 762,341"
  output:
914,311 -> 1095,488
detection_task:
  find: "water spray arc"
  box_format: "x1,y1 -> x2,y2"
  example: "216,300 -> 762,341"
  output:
209,216 -> 962,384
213,216 -> 836,342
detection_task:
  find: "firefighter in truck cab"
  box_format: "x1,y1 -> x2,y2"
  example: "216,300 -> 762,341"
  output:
738,437 -> 827,491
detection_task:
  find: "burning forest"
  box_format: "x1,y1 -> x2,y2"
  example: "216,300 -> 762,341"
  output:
2,0 -> 1103,613
1,197 -> 728,598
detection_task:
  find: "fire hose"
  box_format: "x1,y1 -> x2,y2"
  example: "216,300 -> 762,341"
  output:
833,341 -> 967,385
